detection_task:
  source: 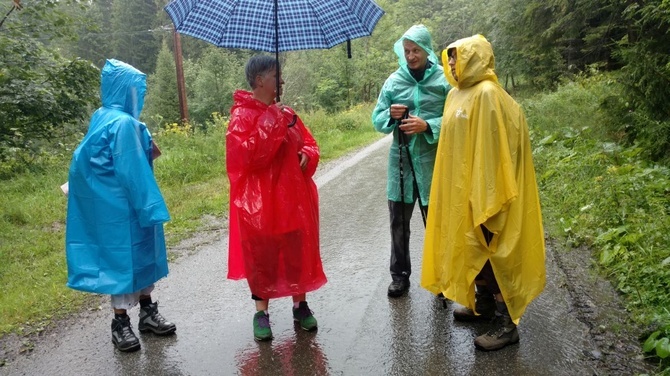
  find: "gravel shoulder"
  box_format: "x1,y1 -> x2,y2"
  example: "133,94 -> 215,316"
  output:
549,239 -> 657,375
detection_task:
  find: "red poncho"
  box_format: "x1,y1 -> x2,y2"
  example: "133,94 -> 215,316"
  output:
226,90 -> 326,299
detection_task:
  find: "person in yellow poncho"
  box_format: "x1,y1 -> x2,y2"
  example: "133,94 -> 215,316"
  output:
421,35 -> 546,351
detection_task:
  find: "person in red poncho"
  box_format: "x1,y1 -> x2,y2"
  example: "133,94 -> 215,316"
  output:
226,55 -> 327,342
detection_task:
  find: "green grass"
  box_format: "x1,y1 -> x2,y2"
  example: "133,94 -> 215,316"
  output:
0,104 -> 382,336
524,76 -> 670,370
301,104 -> 382,161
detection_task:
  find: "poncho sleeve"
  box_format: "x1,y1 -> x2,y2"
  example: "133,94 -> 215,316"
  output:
469,83 -> 518,248
111,118 -> 170,228
371,78 -> 396,134
294,113 -> 320,178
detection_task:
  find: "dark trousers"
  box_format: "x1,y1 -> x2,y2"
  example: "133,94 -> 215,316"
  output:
476,225 -> 501,294
388,199 -> 427,281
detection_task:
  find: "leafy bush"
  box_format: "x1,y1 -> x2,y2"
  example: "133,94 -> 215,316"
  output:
301,104 -> 382,161
645,328 -> 670,360
186,48 -> 248,125
525,76 -> 670,369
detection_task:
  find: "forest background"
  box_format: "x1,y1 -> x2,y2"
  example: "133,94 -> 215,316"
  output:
1,0 -> 669,372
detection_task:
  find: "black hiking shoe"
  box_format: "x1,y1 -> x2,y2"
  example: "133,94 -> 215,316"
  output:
387,279 -> 410,297
138,302 -> 176,335
111,316 -> 141,352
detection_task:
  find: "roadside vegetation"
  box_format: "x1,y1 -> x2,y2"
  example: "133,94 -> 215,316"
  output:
524,75 -> 670,371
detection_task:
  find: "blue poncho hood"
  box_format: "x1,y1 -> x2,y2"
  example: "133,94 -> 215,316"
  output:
101,59 -> 147,119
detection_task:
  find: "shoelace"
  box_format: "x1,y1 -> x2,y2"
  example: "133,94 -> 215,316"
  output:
121,325 -> 135,338
150,310 -> 167,324
295,305 -> 313,320
257,314 -> 271,328
485,316 -> 512,337
145,302 -> 167,324
115,320 -> 135,339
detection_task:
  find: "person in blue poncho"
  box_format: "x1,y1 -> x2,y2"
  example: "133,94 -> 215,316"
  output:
372,25 -> 451,297
65,59 -> 176,352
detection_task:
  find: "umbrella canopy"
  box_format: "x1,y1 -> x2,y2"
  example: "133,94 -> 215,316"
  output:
164,0 -> 384,53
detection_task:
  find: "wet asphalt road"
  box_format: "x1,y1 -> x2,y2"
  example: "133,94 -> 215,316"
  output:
1,136 -> 601,375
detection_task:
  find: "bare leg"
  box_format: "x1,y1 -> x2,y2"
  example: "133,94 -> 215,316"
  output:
255,299 -> 269,311
292,294 -> 306,304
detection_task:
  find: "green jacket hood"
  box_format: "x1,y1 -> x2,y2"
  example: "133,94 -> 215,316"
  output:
442,34 -> 498,89
394,24 -> 439,76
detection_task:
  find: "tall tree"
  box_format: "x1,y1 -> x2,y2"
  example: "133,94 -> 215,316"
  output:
143,41 -> 180,129
69,0 -> 115,68
111,0 -> 160,73
611,0 -> 670,161
491,0 -> 627,88
188,47 -> 247,124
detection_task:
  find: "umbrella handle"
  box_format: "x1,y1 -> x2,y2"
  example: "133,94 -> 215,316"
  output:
274,0 -> 280,103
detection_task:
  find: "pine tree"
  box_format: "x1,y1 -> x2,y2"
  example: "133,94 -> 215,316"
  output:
143,41 -> 180,128
111,0 -> 160,73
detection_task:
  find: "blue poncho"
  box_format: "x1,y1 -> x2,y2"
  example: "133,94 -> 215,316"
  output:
65,59 -> 170,295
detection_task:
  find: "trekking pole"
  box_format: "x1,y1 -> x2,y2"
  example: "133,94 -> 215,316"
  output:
396,122 -> 407,253
398,111 -> 427,227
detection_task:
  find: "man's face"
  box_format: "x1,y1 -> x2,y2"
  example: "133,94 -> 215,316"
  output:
448,49 -> 458,81
257,68 -> 284,98
403,40 -> 428,71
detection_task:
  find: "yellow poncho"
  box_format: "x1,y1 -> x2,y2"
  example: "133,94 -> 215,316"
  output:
421,35 -> 546,323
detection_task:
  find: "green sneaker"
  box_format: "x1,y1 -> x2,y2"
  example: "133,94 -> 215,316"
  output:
293,301 -> 318,331
253,311 -> 273,341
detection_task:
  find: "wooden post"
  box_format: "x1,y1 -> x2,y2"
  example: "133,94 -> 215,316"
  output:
173,28 -> 188,124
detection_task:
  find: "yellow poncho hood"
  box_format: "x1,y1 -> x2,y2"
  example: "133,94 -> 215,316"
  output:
421,35 -> 546,324
443,34 -> 498,90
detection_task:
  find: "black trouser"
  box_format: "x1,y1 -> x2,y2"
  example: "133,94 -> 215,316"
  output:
388,199 -> 427,281
476,225 -> 501,294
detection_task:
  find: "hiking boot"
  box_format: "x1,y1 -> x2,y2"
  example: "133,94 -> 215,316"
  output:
474,314 -> 520,351
111,315 -> 141,352
453,291 -> 496,322
437,292 -> 449,309
138,302 -> 176,335
253,311 -> 273,341
293,301 -> 318,331
387,279 -> 410,298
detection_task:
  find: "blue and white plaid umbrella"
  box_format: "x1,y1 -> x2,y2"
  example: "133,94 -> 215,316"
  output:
164,0 -> 385,53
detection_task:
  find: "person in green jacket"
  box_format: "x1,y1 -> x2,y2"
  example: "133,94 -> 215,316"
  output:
372,24 -> 451,297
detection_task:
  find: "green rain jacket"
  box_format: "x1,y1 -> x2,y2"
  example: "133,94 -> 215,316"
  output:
372,25 -> 450,205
